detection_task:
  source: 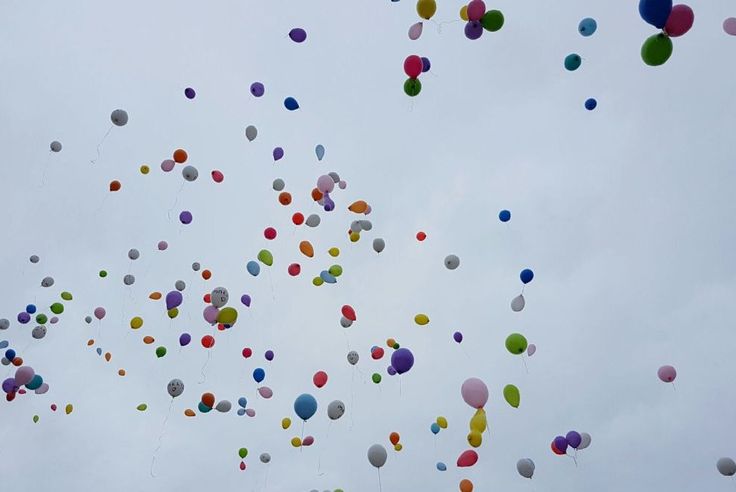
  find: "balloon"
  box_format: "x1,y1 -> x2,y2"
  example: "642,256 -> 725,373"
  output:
294,394 -> 318,421
246,261 -> 260,276
391,348 -> 414,374
198,402 -> 212,413
110,109 -> 128,126
245,125 -> 257,141
527,344 -> 536,356
184,87 -> 196,99
305,214 -> 321,227
50,140 -> 62,152
41,276 -> 54,287
404,55 -> 423,78
215,400 -> 232,412
284,97 -> 299,110
467,0 -> 485,21
453,331 -> 463,343
17,312 -> 30,324
211,170 -> 224,183
299,241 -> 315,258
155,346 -> 167,358
327,400 -> 345,420
2,377 -> 17,394
564,54 -> 582,71
289,28 -> 307,43
250,82 -> 264,97
166,291 -> 183,311
203,306 -> 219,324
210,287 -> 229,308
717,457 -> 736,476
291,437 -> 302,448
161,159 -> 175,172
372,373 -> 382,383
465,21 -> 483,40
585,98 -> 597,110
367,444 -> 388,468
461,378 -> 489,408
469,408 -> 487,433
459,479 -> 473,492
430,423 -> 440,434
639,0 -> 673,28
459,5 -> 468,21
264,350 -> 274,361
32,326 -> 47,339
313,371 -> 328,388
347,351 -> 359,365
658,365 -> 676,382
315,144 -> 325,161
408,22 -> 423,40
404,78 -> 422,97
724,18 -> 736,36
641,33 -> 673,66
94,307 -> 106,320
253,368 -> 265,383
179,211 -> 192,224
260,453 -> 271,464
201,335 -> 215,348
373,238 -> 386,253
65,404 -> 73,415
467,430 -> 482,447
457,450 -> 478,467
258,386 -> 273,399
517,458 -> 535,478
503,384 -> 520,408
123,274 -> 136,286
273,147 -> 284,161
182,166 -> 198,182
436,416 -> 448,428
317,175 -> 335,193
554,436 -> 568,454
414,314 -> 429,325
511,294 -> 525,312
238,447 -> 248,459
505,333 -> 528,354
167,379 -> 184,398
15,366 -> 35,386
566,431 -> 582,449
444,255 -> 460,270
245,408 -> 255,417
281,417 -> 293,429
341,305 -> 356,321
579,432 -> 592,449
389,432 -> 400,445
578,17 -> 597,36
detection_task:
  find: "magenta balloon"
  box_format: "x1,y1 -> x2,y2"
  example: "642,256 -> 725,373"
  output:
158,241 -> 168,251
461,377 -> 488,408
94,307 -> 106,320
161,159 -> 175,172
317,175 -> 335,193
723,17 -> 736,36
203,305 -> 219,324
302,435 -> 315,446
467,0 -> 486,21
408,22 -> 423,40
657,365 -> 677,383
664,5 -> 694,37
258,386 -> 273,398
465,20 -> 484,40
14,366 -> 35,387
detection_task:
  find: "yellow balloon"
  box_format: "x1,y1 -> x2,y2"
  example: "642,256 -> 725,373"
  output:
349,232 -> 360,242
312,277 -> 324,286
65,404 -> 73,415
460,5 -> 468,21
130,316 -> 143,329
328,247 -> 340,257
467,430 -> 483,448
436,416 -> 448,429
167,308 -> 178,319
140,165 -> 150,175
414,314 -> 430,325
394,443 -> 403,451
470,408 -> 487,433
291,437 -> 302,447
217,307 -> 238,325
282,417 -> 292,429
416,0 -> 437,20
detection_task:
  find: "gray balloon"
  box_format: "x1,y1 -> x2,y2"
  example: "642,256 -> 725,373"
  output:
85,316 -> 93,324
327,400 -> 345,420
259,453 -> 271,464
347,350 -> 359,365
340,317 -> 352,328
123,274 -> 135,286
175,280 -> 186,291
350,221 -> 363,232
272,178 -> 285,191
215,400 -> 232,412
328,172 -> 340,183
167,378 -> 185,398
367,444 -> 387,468
182,165 -> 199,182
444,255 -> 460,270
110,109 -> 128,127
211,287 -> 229,308
373,238 -> 385,253
50,141 -> 62,152
0,318 -> 9,330
32,325 -> 47,339
245,125 -> 258,141
41,276 -> 54,287
192,262 -> 201,271
1,357 -> 9,366
305,214 -> 321,228
516,458 -> 535,479
359,220 -> 373,231
718,457 -> 736,476
578,432 -> 592,450
29,255 -> 40,263
511,294 -> 525,312
128,248 -> 140,260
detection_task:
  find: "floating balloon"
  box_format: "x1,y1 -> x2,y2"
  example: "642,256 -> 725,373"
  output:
459,479 -> 473,492
313,371 -> 328,388
579,432 -> 592,449
179,211 -> 192,224
717,457 -> 736,476
245,125 -> 257,141
414,314 -> 429,325
461,378 -> 488,408
327,400 -> 345,420
437,462 -> 447,471
289,28 -> 307,43
505,333 -> 528,355
167,379 -> 184,398
273,147 -> 284,161
564,54 -> 582,71
404,78 -> 422,97
566,431 -> 582,449
391,348 -> 414,374
517,458 -> 535,478
639,0 -> 673,29
408,22 -> 423,40
110,109 -> 128,126
294,393 -> 318,421
444,255 -> 460,270
527,344 -> 536,356
578,17 -> 597,36
457,450 -> 478,467
404,55 -> 423,78
250,82 -> 264,97
347,351 -> 359,365
50,141 -> 62,152
367,444 -> 388,468
657,365 -> 677,382
503,384 -> 520,408
511,294 -> 525,312
553,436 -> 568,454
253,368 -> 265,383
585,98 -> 597,110
453,331 -> 463,343
465,20 -> 483,40
724,18 -> 736,36
373,238 -> 385,253
166,291 -> 183,310
284,97 -> 299,110
641,33 -> 673,66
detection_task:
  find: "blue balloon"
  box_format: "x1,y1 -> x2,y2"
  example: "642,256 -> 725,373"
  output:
520,268 -> 534,284
436,462 -> 447,471
179,333 -> 191,346
198,401 -> 212,413
237,408 -> 246,416
421,56 -> 431,73
578,17 -> 597,36
247,261 -> 260,277
0,341 -> 7,349
320,270 -> 337,284
564,53 -> 582,71
315,144 -> 325,161
430,422 -> 440,434
25,304 -> 37,314
638,0 -> 673,29
584,98 -> 597,110
284,97 -> 300,111
253,368 -> 265,383
238,397 -> 248,408
294,393 -> 318,421
499,209 -> 511,222
5,349 -> 16,360
26,374 -> 43,390
96,347 -> 102,355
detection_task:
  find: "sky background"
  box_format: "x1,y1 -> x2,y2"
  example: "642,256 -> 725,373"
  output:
1,0 -> 736,491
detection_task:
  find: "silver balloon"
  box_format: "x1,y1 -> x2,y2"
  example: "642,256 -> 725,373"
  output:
340,317 -> 352,328
350,220 -> 363,232
210,287 -> 229,308
175,280 -> 186,291
215,400 -> 232,413
511,294 -> 525,312
167,378 -> 185,398
259,453 -> 271,464
347,350 -> 359,365
110,109 -> 129,127
516,458 -> 535,479
367,444 -> 387,468
31,325 -> 47,339
29,255 -> 40,264
327,400 -> 345,420
50,141 -> 62,152
84,316 -> 93,324
328,172 -> 340,183
305,214 -> 321,228
245,125 -> 258,141
272,178 -> 285,191
192,262 -> 201,271
128,248 -> 140,260
182,165 -> 199,182
372,238 -> 385,253
718,457 -> 736,476
359,220 -> 373,231
444,254 -> 460,270
123,274 -> 135,286
0,318 -> 9,330
35,383 -> 50,394
41,276 -> 54,287
578,432 -> 592,450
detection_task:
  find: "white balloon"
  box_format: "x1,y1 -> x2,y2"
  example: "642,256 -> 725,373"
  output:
511,294 -> 525,312
167,378 -> 185,398
718,457 -> 736,476
211,287 -> 229,308
305,214 -> 321,227
367,444 -> 387,468
50,141 -> 62,152
0,319 -> 9,330
32,325 -> 47,339
123,274 -> 135,286
272,178 -> 285,191
215,400 -> 232,412
327,400 -> 345,420
29,255 -> 40,264
373,238 -> 385,254
578,432 -> 592,450
128,248 -> 140,260
516,458 -> 535,479
110,109 -> 128,127
340,317 -> 353,328
245,125 -> 258,141
41,276 -> 54,287
182,165 -> 199,182
175,280 -> 186,291
338,180 -> 347,190
347,350 -> 359,365
444,254 -> 460,270
259,453 -> 271,464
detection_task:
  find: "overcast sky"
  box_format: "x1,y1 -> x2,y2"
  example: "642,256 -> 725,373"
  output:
1,0 -> 736,491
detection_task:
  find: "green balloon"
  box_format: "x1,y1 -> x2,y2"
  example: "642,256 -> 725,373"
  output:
60,292 -> 73,301
641,33 -> 673,67
50,303 -> 64,314
238,447 -> 248,459
155,346 -> 167,358
33,415 -> 39,423
136,403 -> 148,411
217,307 -> 238,325
99,270 -> 107,278
257,249 -> 273,266
35,314 -> 48,325
312,277 -> 324,286
372,373 -> 382,384
503,384 -> 520,408
167,308 -> 178,319
328,265 -> 343,277
404,78 -> 422,97
392,343 -> 400,349
505,333 -> 528,355
481,10 -> 504,31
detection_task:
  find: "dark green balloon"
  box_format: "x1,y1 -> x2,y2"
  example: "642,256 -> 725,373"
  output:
35,314 -> 48,325
155,346 -> 167,358
392,343 -> 400,349
404,78 -> 422,97
50,303 -> 64,315
481,10 -> 504,32
505,333 -> 528,355
641,33 -> 673,67
372,373 -> 382,384
99,270 -> 107,278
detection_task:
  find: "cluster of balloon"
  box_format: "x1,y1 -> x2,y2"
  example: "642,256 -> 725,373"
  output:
550,431 -> 592,460
236,396 -> 255,417
566,17 -> 598,110
315,172 -> 347,213
403,55 -> 428,97
639,0 -> 694,66
203,286 -> 238,328
460,0 -> 504,40
461,378 -> 488,452
389,432 -> 403,451
291,393 -> 318,446
2,363 -> 49,401
340,305 -> 356,328
430,416 -> 448,435
238,447 -> 248,471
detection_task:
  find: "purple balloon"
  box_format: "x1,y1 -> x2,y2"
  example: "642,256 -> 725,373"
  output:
184,87 -> 196,99
2,377 -> 17,394
273,147 -> 284,161
240,294 -> 251,307
387,365 -> 397,376
553,436 -> 568,454
289,28 -> 307,43
464,20 -> 484,40
265,350 -> 274,361
566,431 -> 582,449
323,193 -> 335,212
165,291 -> 183,310
250,82 -> 264,97
390,348 -> 414,375
453,331 -> 463,343
17,312 -> 30,324
179,333 -> 191,346
421,57 -> 431,73
179,211 -> 193,225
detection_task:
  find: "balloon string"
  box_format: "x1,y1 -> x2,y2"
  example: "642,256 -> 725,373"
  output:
150,398 -> 174,477
264,464 -> 270,490
198,350 -> 211,384
671,382 -> 676,392
350,368 -> 355,430
167,183 -> 185,221
39,152 -> 52,187
378,468 -> 382,492
521,354 -> 529,374
91,125 -> 113,165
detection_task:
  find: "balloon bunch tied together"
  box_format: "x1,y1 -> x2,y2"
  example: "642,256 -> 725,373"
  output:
550,430 -> 592,462
639,0 -> 694,66
403,55 -> 431,97
460,0 -> 504,40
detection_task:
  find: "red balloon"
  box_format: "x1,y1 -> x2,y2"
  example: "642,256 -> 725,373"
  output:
201,335 -> 215,348
217,323 -> 226,331
551,441 -> 565,455
313,371 -> 328,388
416,231 -> 427,241
50,404 -> 57,411
264,227 -> 277,240
242,347 -> 253,358
292,212 -> 304,225
203,293 -> 211,303
371,347 -> 384,360
456,450 -> 479,467
288,263 -> 301,276
201,392 -> 215,407
211,170 -> 224,183
239,461 -> 246,471
6,392 -> 15,402
341,305 -> 357,321
404,55 -> 423,78
18,388 -> 26,395
467,0 -> 486,21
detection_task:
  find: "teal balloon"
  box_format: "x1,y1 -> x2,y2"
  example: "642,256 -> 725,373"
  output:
26,374 -> 43,390
564,54 -> 582,71
430,423 -> 441,434
198,401 -> 212,413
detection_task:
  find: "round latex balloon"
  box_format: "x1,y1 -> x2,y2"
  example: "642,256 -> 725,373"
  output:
250,82 -> 264,97
444,255 -> 460,270
505,333 -> 528,354
260,453 -> 271,464
179,211 -> 192,224
245,125 -> 258,141
347,351 -> 359,365
585,98 -> 598,110
457,450 -> 479,467
404,55 -> 423,78
459,479 -> 473,492
313,371 -> 328,388
516,458 -> 535,478
167,379 -> 184,398
294,393 -> 318,421
578,17 -> 597,36
553,436 -> 569,454
527,344 -> 537,356
467,0 -> 485,21
717,457 -> 736,476
437,462 -> 447,471
638,0 -> 673,29
461,378 -> 488,408
481,9 -> 504,31
566,431 -> 582,449
404,78 -> 422,97
408,22 -> 423,40
373,238 -> 386,253
641,33 -> 673,66
564,54 -> 582,71
657,365 -> 677,382
724,18 -> 736,35
465,20 -> 483,40
578,432 -> 592,450
367,444 -> 388,468
391,348 -> 414,374
284,97 -> 300,111
511,294 -> 525,312
289,28 -> 307,43
184,87 -> 196,99
110,109 -> 128,126
453,331 -> 463,343
327,400 -> 345,420
503,384 -> 520,408
520,269 -> 534,284
50,141 -> 62,152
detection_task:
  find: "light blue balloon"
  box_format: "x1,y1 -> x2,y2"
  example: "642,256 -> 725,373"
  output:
320,270 -> 337,284
436,462 -> 447,471
237,408 -> 246,416
578,17 -> 597,36
430,423 -> 440,434
0,341 -> 8,349
315,144 -> 325,161
294,393 -> 318,421
247,261 -> 260,277
238,397 -> 247,408
253,368 -> 265,383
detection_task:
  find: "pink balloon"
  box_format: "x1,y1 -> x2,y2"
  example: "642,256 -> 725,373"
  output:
258,386 -> 273,399
245,408 -> 256,417
338,180 -> 347,190
467,0 -> 486,21
211,170 -> 224,183
14,366 -> 35,386
203,305 -> 219,324
461,377 -> 488,408
408,22 -> 423,40
35,383 -> 49,395
317,175 -> 335,194
527,343 -> 536,356
657,365 -> 677,383
160,159 -> 175,172
724,17 -> 736,36
403,55 -> 423,78
302,435 -> 315,446
94,307 -> 106,320
664,5 -> 694,37
457,449 -> 479,467
157,241 -> 168,251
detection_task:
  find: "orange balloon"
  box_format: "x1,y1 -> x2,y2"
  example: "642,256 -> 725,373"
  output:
202,270 -> 212,280
109,180 -> 121,192
311,188 -> 323,202
149,292 -> 162,300
184,409 -> 196,417
143,336 -> 155,344
348,200 -> 368,213
118,369 -> 126,376
173,149 -> 188,163
278,191 -> 292,205
459,479 -> 473,492
12,357 -> 23,366
201,392 -> 215,408
299,241 -> 314,258
87,339 -> 95,346
389,432 -> 400,445
386,338 -> 396,348
104,352 -> 111,362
